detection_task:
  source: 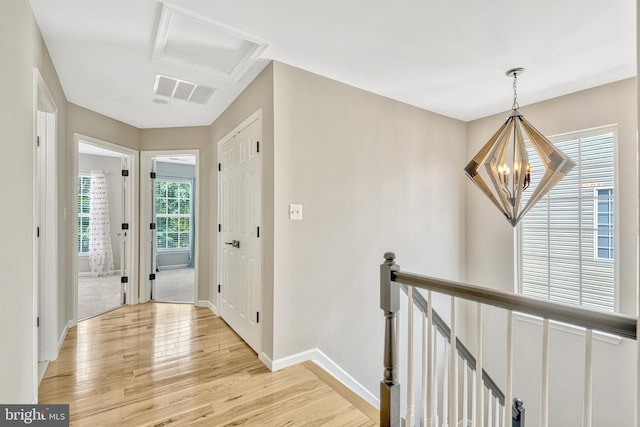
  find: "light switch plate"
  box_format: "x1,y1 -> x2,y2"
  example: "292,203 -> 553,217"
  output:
289,204 -> 303,220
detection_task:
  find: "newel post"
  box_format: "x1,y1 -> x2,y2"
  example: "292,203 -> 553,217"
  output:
380,252 -> 401,427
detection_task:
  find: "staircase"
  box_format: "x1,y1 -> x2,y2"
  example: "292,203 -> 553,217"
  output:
379,252 -> 637,427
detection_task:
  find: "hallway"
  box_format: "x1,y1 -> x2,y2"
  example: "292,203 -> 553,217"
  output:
38,303 -> 377,426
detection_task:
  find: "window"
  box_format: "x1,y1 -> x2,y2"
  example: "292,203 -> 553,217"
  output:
156,179 -> 191,250
519,129 -> 616,312
78,175 -> 91,254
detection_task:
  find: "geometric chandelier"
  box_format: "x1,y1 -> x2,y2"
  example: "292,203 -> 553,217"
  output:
464,68 -> 575,227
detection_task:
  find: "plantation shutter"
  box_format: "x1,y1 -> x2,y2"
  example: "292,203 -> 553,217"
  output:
520,130 -> 615,312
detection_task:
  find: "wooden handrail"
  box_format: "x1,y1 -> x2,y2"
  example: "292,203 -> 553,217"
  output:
393,270 -> 637,340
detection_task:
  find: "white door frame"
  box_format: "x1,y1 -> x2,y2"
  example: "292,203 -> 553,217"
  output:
33,68 -> 58,389
216,109 -> 263,351
72,133 -> 139,321
139,150 -> 200,304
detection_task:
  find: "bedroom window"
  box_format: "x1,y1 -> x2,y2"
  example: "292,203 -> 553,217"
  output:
156,179 -> 191,250
519,128 -> 616,312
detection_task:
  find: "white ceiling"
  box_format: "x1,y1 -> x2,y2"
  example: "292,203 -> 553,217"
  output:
28,0 -> 636,129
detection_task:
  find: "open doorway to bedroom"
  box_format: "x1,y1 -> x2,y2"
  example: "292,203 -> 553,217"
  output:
140,151 -> 199,305
75,134 -> 138,321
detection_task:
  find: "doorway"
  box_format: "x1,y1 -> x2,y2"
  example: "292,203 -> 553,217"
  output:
34,68 -> 58,384
140,151 -> 199,304
217,110 -> 263,354
73,134 -> 139,322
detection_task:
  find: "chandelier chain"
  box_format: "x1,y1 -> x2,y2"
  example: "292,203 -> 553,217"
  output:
512,72 -> 519,110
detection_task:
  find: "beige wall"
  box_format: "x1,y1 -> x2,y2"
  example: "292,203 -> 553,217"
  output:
139,126 -> 211,301
465,78 -> 638,425
271,62 -> 467,394
210,63 -> 275,358
65,103 -> 140,331
67,103 -> 140,152
0,0 -> 67,403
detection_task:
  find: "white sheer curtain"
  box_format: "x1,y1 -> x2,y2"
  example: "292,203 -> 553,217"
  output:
89,171 -> 114,276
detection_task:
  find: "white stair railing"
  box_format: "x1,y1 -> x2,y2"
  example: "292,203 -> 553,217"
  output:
380,252 -> 637,427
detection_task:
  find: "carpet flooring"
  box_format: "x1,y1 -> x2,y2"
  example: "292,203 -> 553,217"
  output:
77,268 -> 195,320
154,267 -> 195,303
77,274 -> 122,320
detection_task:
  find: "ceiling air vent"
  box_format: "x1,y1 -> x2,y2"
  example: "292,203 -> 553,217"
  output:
153,74 -> 214,105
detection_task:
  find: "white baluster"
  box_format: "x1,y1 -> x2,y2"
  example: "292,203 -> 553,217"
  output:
583,329 -> 593,427
494,393 -> 500,427
407,287 -> 415,427
434,329 -> 439,427
450,297 -> 458,427
487,389 -> 493,427
476,304 -> 484,427
541,318 -> 550,427
422,312 -> 428,427
462,362 -> 468,426
427,291 -> 435,426
637,318 -> 640,427
471,367 -> 477,426
442,340 -> 449,427
504,310 -> 513,427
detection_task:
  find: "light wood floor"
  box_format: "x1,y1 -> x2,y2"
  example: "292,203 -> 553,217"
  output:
39,303 -> 378,426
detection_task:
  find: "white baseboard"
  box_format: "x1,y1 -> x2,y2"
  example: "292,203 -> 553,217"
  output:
57,319 -> 72,355
267,349 -> 317,372
197,300 -> 218,316
38,361 -> 49,385
311,349 -> 379,409
265,348 -> 379,409
158,264 -> 189,270
258,352 -> 273,370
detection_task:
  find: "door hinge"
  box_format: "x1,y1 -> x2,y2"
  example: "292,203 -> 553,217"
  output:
121,276 -> 129,284
37,316 -> 40,327
149,273 -> 156,280
36,227 -> 40,238
257,140 -> 260,153
218,284 -> 221,293
150,171 -> 156,179
218,224 -> 221,232
218,163 -> 221,172
37,136 -> 40,147
150,223 -> 156,230
257,312 -> 260,323
257,226 -> 260,238
122,169 -> 129,177
122,223 -> 129,230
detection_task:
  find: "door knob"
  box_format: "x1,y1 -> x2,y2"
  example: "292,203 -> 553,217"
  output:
225,240 -> 240,248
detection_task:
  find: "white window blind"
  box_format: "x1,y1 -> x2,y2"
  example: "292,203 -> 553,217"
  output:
519,129 -> 616,312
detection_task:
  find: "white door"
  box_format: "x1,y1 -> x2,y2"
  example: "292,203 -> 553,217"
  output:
149,159 -> 157,300
219,115 -> 262,353
36,111 -> 46,362
120,156 -> 130,304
